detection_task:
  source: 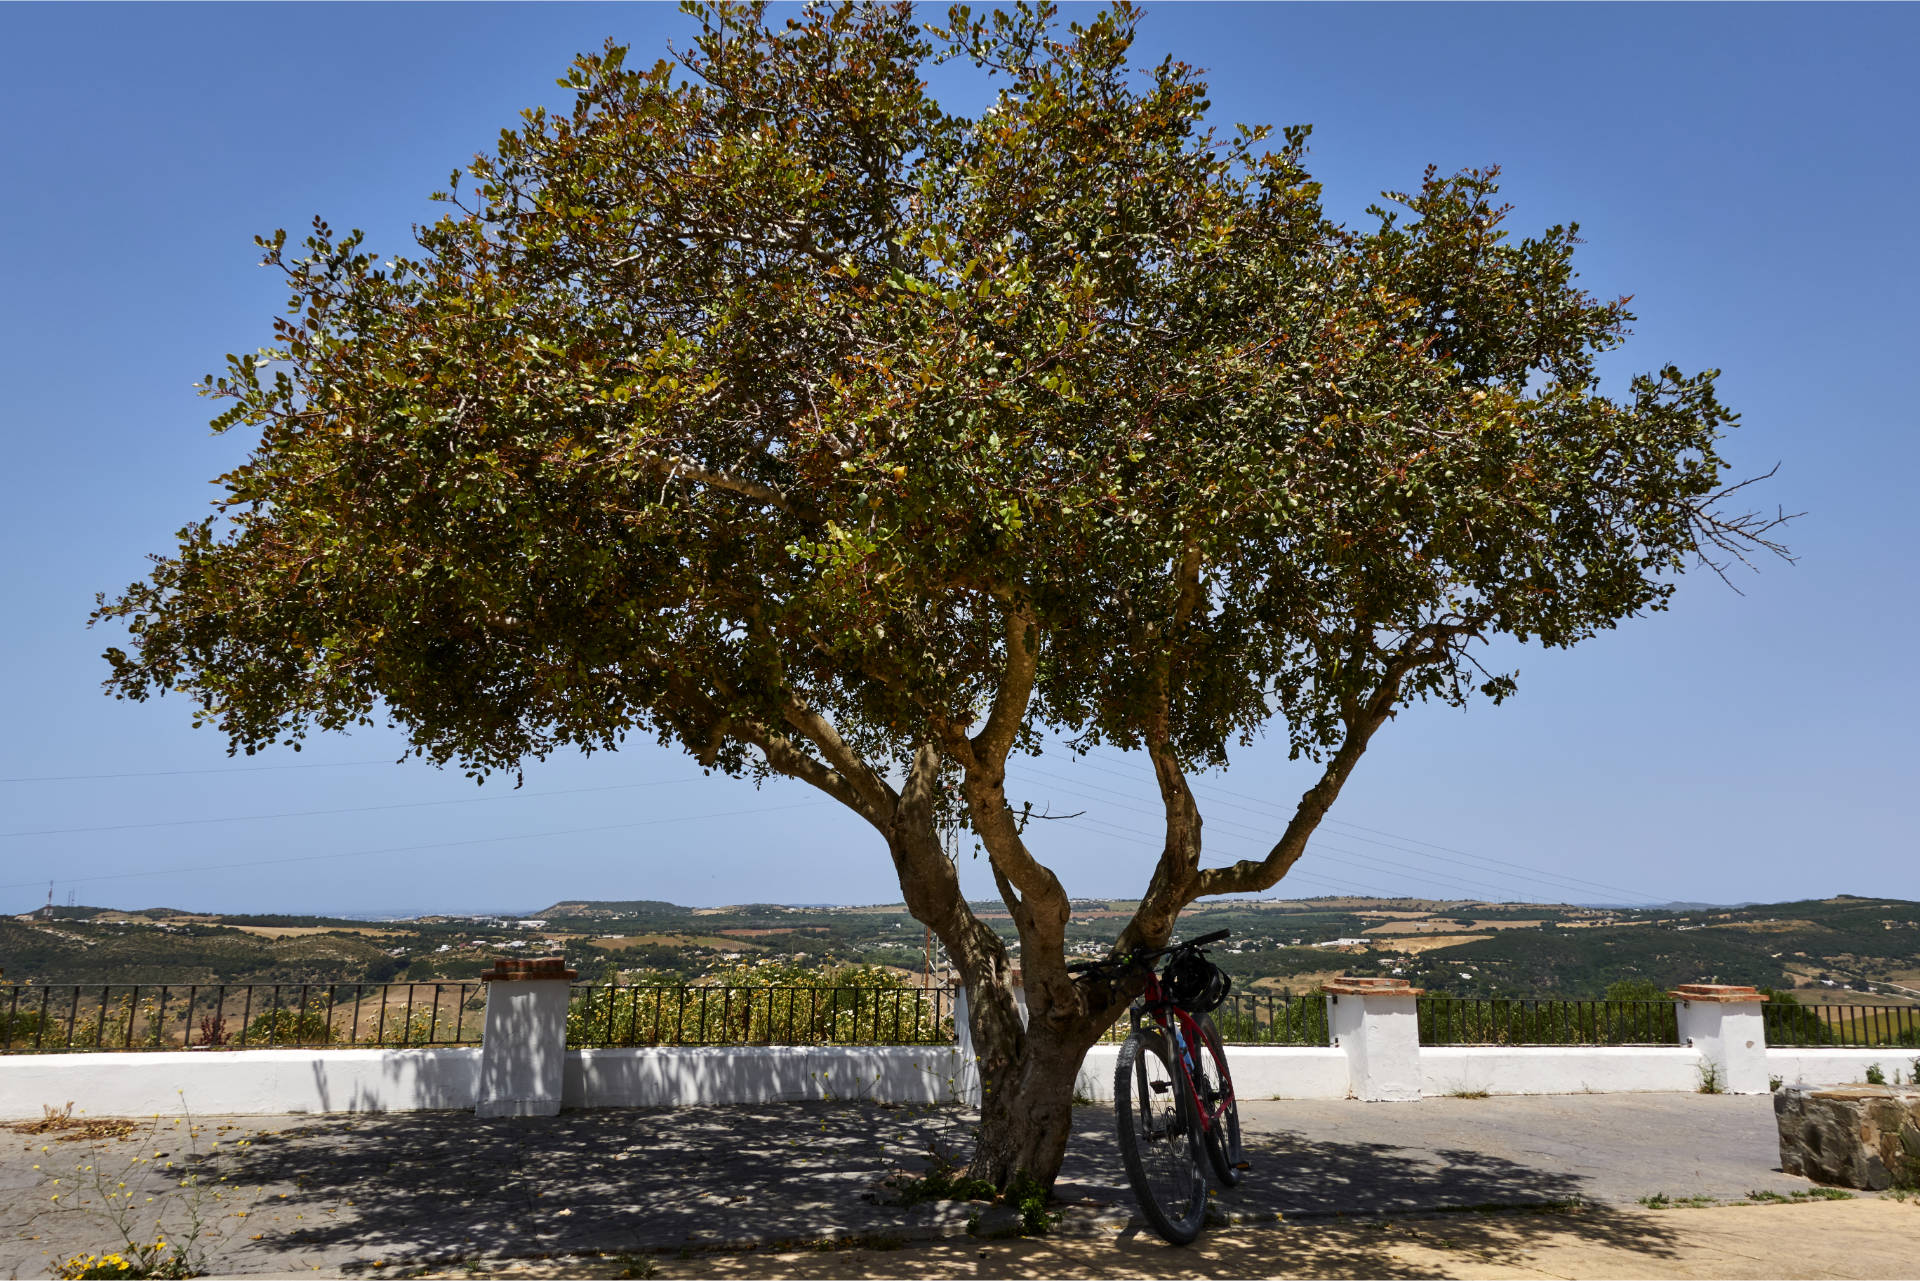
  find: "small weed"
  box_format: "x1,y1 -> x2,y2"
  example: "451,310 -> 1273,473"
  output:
1768,1075 -> 1784,1093
1638,1193 -> 1714,1208
1697,1060 -> 1724,1094
1446,1088 -> 1491,1100
45,1099 -> 223,1279
1006,1171 -> 1060,1236
612,1255 -> 657,1279
885,1148 -> 995,1207
799,1233 -> 905,1253
1746,1187 -> 1852,1204
1864,1063 -> 1887,1086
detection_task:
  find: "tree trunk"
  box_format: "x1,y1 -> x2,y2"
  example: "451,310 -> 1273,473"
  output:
963,984 -> 1100,1190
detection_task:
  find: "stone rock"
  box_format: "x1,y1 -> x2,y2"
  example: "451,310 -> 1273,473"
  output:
1774,1083 -> 1920,1190
967,1203 -> 1027,1238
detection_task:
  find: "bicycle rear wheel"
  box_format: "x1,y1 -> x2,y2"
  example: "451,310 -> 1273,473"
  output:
1113,1027 -> 1207,1244
1192,1015 -> 1245,1187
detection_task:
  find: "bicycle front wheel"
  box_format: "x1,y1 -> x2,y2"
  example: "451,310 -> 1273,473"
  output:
1193,1015 -> 1245,1187
1113,1028 -> 1207,1244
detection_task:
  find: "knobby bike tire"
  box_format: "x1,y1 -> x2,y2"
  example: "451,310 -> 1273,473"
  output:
1113,1027 -> 1208,1244
1193,1014 -> 1245,1187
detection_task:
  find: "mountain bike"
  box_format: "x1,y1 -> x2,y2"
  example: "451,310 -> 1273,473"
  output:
1068,928 -> 1245,1244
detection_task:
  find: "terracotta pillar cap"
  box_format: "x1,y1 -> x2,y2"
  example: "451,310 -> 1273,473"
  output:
1321,975 -> 1424,997
1670,984 -> 1768,1003
480,954 -> 578,982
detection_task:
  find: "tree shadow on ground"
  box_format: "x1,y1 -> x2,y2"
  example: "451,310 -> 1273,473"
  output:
195,1101 -> 1683,1275
204,1101 -> 976,1273
644,1206 -> 1687,1280
1060,1109 -> 1623,1217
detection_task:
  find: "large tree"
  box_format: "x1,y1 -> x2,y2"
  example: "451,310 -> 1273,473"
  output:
95,1 -> 1788,1188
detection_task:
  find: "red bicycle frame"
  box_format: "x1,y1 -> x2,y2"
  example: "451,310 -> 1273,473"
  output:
1130,966 -> 1232,1138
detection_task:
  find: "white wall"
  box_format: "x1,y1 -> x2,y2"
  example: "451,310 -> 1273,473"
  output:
1422,1046 -> 1701,1096
0,1048 -> 481,1119
567,1046 -> 968,1107
4,1038 -> 1914,1120
1073,1044 -> 1352,1103
1768,1047 -> 1919,1089
0,1047 -> 971,1119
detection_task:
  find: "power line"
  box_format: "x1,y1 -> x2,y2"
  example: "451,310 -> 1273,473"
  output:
0,759 -> 396,785
1,777 -> 707,840
1069,750 -> 1664,906
1020,765 -> 1532,903
1058,812 -> 1387,901
0,800 -> 833,893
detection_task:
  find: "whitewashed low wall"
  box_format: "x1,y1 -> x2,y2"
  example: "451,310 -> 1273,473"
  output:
0,1048 -> 482,1119
1073,1044 -> 1352,1102
0,1047 -> 971,1119
1422,1046 -> 1701,1096
4,1040 -> 1911,1121
1769,1048 -> 1918,1089
567,1046 -> 967,1107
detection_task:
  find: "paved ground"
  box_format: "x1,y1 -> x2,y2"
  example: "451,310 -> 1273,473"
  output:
435,1198 -> 1920,1279
0,1094 -> 1891,1278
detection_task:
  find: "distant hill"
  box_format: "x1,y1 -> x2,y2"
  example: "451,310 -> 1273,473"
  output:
539,900 -> 686,919
4,894 -> 1915,999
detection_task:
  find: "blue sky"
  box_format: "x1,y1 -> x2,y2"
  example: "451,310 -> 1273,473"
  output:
1,3 -> 1914,916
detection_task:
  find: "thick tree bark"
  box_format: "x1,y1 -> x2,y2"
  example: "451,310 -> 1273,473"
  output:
966,1013 -> 1099,1187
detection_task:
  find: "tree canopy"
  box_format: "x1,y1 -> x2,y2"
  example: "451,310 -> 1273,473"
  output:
94,0 -> 1789,1185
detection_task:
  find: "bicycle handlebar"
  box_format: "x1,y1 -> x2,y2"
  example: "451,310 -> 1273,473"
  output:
1065,928 -> 1230,977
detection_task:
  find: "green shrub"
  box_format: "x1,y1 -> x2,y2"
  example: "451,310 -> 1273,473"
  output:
568,962 -> 949,1047
1212,995 -> 1329,1045
244,1006 -> 335,1046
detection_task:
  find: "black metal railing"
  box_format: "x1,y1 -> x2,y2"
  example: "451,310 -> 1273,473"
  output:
0,982 -> 484,1052
566,983 -> 956,1047
1766,1001 -> 1920,1048
1418,997 -> 1681,1046
1093,992 -> 1331,1045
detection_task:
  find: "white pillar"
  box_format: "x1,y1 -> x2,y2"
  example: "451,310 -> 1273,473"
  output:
952,986 -> 981,1108
475,955 -> 577,1117
1324,977 -> 1423,1101
1673,984 -> 1771,1094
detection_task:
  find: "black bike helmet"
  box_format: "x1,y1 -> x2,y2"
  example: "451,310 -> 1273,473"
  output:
1163,952 -> 1232,1013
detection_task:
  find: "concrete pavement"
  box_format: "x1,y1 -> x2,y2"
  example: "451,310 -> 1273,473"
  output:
1,1093 -> 1896,1278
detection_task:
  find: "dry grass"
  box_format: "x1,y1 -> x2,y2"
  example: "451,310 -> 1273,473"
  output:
4,1103 -> 139,1142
